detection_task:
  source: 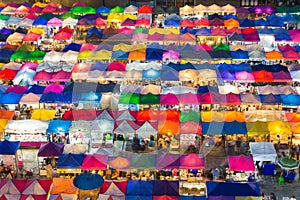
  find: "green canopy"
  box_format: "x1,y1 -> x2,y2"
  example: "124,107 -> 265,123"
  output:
278,157 -> 300,170
180,111 -> 201,122
153,6 -> 165,15
166,6 -> 179,14
276,5 -> 289,13
291,5 -> 300,13
60,12 -> 79,20
18,44 -> 35,52
0,14 -> 9,20
246,122 -> 269,136
71,6 -> 96,15
10,50 -> 29,61
119,92 -> 140,104
27,50 -> 46,60
130,154 -> 155,170
110,6 -> 125,13
134,27 -> 149,34
40,13 -> 61,20
213,43 -> 230,51
139,94 -> 160,105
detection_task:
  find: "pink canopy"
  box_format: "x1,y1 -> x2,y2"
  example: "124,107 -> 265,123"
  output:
107,62 -> 126,71
160,93 -> 179,105
132,32 -> 148,42
136,18 -> 151,27
51,71 -> 71,82
42,5 -> 57,13
163,50 -> 180,60
228,155 -> 255,171
180,154 -> 205,169
180,122 -> 202,134
95,18 -> 106,27
44,84 -> 65,93
235,71 -> 255,82
80,43 -> 98,52
177,93 -> 200,105
22,33 -> 41,42
20,62 -> 38,71
196,44 -> 213,51
282,50 -> 300,60
47,17 -> 63,26
34,71 -> 52,81
210,28 -> 227,36
81,154 -> 108,170
118,27 -> 134,34
72,63 -> 92,73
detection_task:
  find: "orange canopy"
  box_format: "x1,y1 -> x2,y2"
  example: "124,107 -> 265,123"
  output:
158,120 -> 180,135
224,18 -> 239,27
286,112 -> 300,122
128,50 -> 146,60
51,177 -> 78,194
290,122 -> 300,134
201,111 -> 245,122
265,50 -> 284,60
0,110 -> 15,120
136,110 -> 180,121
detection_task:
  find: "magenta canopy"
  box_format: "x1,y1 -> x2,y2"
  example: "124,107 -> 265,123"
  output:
180,154 -> 205,169
34,71 -> 52,81
155,154 -> 180,169
136,18 -> 151,27
210,28 -> 226,36
132,32 -> 148,42
107,62 -> 126,71
6,85 -> 28,94
148,33 -> 164,41
51,71 -> 71,82
81,154 -> 108,170
47,17 -> 63,26
80,43 -> 98,52
44,84 -> 65,93
118,27 -> 134,34
235,71 -> 255,82
162,50 -> 180,60
160,93 -> 179,105
228,155 -> 255,171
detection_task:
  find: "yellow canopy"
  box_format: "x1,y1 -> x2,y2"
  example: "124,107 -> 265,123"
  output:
91,50 -> 112,60
113,43 -> 132,52
0,63 -> 5,69
130,44 -> 146,52
148,28 -> 180,35
267,121 -> 292,135
123,13 -> 137,20
107,13 -> 123,23
32,2 -> 48,8
28,27 -> 45,35
0,119 -> 8,132
18,44 -> 35,52
31,109 -> 56,120
202,111 -> 245,122
77,50 -> 93,60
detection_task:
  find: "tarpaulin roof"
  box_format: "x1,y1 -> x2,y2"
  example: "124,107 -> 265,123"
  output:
249,142 -> 277,162
153,180 -> 179,196
100,180 -> 127,196
47,120 -> 72,134
38,142 -> 64,157
31,109 -> 56,120
127,180 -> 153,196
51,177 -> 78,194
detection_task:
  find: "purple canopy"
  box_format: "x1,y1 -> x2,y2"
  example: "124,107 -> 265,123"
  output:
236,7 -> 250,14
38,142 -> 64,157
243,33 -> 260,42
147,33 -> 164,41
155,154 -> 180,169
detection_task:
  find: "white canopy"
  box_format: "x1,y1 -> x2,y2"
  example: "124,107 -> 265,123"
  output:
69,120 -> 91,133
63,144 -> 88,154
126,62 -> 162,71
249,142 -> 277,163
218,84 -> 240,94
116,110 -> 135,121
135,121 -> 157,138
91,119 -> 114,133
114,121 -> 135,135
5,16 -> 22,26
43,51 -> 63,63
1,6 -> 16,15
6,32 -> 25,43
244,110 -> 287,122
258,85 -> 298,95
62,17 -> 78,27
61,50 -> 79,64
124,5 -> 138,14
3,62 -> 21,70
5,120 -> 49,134
13,68 -> 36,85
96,110 -> 114,121
162,86 -> 197,94
17,18 -> 34,28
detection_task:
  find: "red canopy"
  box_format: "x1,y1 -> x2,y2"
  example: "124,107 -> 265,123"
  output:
107,62 -> 126,71
0,69 -> 17,80
63,109 -> 97,121
138,5 -> 152,14
22,33 -> 41,42
54,31 -> 72,41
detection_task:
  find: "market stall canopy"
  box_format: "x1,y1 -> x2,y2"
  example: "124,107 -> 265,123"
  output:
57,153 -> 84,169
81,154 -> 108,170
249,142 -> 277,162
0,140 -> 20,155
228,155 -> 255,171
206,182 -> 261,197
5,120 -> 49,134
38,142 -> 64,157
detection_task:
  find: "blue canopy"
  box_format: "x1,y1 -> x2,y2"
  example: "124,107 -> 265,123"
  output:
57,153 -> 84,169
161,67 -> 179,81
112,50 -> 129,60
230,50 -> 249,60
239,19 -> 255,27
0,85 -> 8,94
0,28 -> 14,35
90,62 -> 108,71
282,14 -> 297,23
87,27 -> 103,36
194,63 -> 216,71
198,85 -> 219,93
252,64 -> 288,72
63,43 -> 82,52
74,173 -> 104,190
153,180 -> 179,196
228,33 -> 244,41
209,50 -> 231,59
254,18 -> 268,26
180,28 -> 198,34
164,19 -> 180,27
0,93 -> 23,104
146,49 -> 163,61
281,94 -> 300,106
232,63 -> 252,72
147,43 -> 164,50
33,17 -> 48,26
142,69 -> 160,80
180,196 -> 206,200
222,14 -> 238,20
0,49 -> 14,63
96,6 -> 110,14
0,140 -> 20,155
47,120 -> 72,134
126,196 -> 152,200
195,27 -> 210,36
275,33 -> 291,41
206,181 -> 261,196
80,92 -> 102,102
223,121 -> 247,134
126,180 -> 153,195
40,92 -> 73,104
64,82 -> 119,93
26,85 -> 46,94
267,17 -> 284,27
202,122 -> 224,135
257,28 -> 273,34
260,94 -> 282,104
